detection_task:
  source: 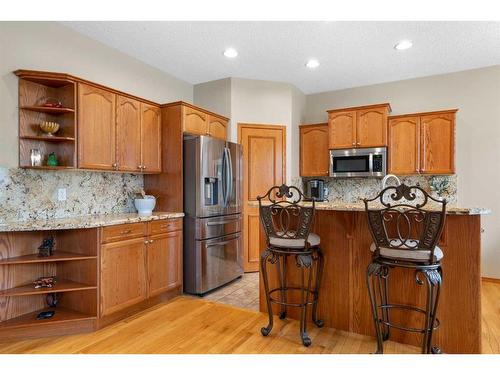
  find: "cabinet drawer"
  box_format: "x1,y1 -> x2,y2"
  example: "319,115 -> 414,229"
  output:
149,219 -> 183,235
101,223 -> 147,243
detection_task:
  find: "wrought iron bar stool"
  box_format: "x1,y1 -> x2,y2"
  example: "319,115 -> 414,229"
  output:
258,184 -> 324,347
364,184 -> 447,354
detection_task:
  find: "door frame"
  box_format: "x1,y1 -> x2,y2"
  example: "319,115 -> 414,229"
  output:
238,123 -> 287,273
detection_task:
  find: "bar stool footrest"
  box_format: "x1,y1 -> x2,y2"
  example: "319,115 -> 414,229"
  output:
268,286 -> 318,307
378,304 -> 440,333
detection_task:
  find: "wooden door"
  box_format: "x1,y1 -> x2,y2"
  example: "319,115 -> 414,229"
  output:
239,124 -> 286,272
116,95 -> 141,172
328,111 -> 356,149
183,106 -> 208,135
356,107 -> 388,147
100,237 -> 147,317
300,123 -> 329,177
420,112 -> 456,174
78,83 -> 116,170
388,116 -> 420,175
147,231 -> 182,297
208,115 -> 228,140
140,103 -> 162,173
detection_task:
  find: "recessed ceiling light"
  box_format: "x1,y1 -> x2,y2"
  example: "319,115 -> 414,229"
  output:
223,48 -> 238,58
394,40 -> 413,50
306,59 -> 320,69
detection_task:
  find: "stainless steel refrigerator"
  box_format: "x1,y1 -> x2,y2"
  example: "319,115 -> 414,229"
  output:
183,135 -> 243,295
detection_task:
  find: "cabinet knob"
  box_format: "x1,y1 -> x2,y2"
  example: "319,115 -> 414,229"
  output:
149,239 -> 154,244
138,165 -> 142,169
352,142 -> 356,146
144,240 -> 149,244
112,163 -> 117,169
142,165 -> 147,170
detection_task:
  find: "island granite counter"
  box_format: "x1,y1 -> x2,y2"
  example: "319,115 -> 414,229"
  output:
257,203 -> 489,353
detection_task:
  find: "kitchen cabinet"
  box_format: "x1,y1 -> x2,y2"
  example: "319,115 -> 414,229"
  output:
208,115 -> 228,141
99,219 -> 183,317
178,102 -> 229,140
388,109 -> 456,175
100,237 -> 147,317
327,103 -> 391,149
140,103 -> 162,173
116,95 -> 142,172
78,83 -> 116,170
147,231 -> 182,297
300,123 -> 330,177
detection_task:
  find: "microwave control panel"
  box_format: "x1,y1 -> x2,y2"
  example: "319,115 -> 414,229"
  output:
373,154 -> 384,172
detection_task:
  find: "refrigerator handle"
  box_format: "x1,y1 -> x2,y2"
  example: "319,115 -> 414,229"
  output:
221,147 -> 227,206
227,147 -> 233,205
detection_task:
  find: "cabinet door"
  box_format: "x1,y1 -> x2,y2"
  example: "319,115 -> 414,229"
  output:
328,111 -> 356,149
388,116 -> 420,175
356,107 -> 388,147
116,96 -> 141,172
100,237 -> 147,317
300,124 -> 329,177
208,115 -> 228,140
147,231 -> 182,297
183,106 -> 208,135
420,113 -> 455,174
140,103 -> 162,173
78,83 -> 116,170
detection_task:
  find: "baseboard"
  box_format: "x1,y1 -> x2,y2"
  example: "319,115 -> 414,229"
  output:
482,277 -> 500,284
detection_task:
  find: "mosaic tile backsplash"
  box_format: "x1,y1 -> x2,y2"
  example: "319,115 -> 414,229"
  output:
0,167 -> 143,222
302,175 -> 458,204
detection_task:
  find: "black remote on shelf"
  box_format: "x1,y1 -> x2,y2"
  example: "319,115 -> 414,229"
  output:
36,310 -> 55,320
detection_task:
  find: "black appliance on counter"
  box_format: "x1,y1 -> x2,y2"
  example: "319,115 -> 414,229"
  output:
306,179 -> 328,202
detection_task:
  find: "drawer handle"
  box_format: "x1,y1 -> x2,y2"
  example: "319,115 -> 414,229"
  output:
160,224 -> 171,229
206,240 -> 232,248
207,220 -> 238,226
120,230 -> 132,235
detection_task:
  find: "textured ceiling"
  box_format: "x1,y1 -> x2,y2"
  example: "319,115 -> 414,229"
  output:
63,21 -> 500,94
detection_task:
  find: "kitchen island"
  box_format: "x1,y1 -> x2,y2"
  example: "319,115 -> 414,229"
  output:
258,203 -> 489,353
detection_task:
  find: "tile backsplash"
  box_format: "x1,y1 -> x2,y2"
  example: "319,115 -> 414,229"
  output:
302,175 -> 457,204
0,167 -> 143,222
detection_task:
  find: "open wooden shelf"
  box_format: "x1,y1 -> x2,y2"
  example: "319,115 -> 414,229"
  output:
20,135 -> 76,142
0,307 -> 96,330
0,251 -> 97,265
20,106 -> 75,114
0,279 -> 97,297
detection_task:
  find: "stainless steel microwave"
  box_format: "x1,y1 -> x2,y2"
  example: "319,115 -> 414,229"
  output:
329,147 -> 387,178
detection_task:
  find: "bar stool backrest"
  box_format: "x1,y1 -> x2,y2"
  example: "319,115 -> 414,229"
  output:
257,184 -> 315,245
363,184 -> 447,263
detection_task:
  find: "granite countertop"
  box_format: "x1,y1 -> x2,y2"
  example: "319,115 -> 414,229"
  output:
249,201 -> 490,215
0,212 -> 185,232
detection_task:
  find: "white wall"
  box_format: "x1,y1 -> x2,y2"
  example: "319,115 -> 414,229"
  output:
193,78 -> 231,119
0,21 -> 193,167
305,66 -> 500,278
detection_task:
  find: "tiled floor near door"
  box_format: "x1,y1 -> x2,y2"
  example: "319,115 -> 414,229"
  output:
200,272 -> 260,311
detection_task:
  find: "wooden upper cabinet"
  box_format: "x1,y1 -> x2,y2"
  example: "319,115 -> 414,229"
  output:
147,231 -> 182,297
78,83 -> 116,170
356,107 -> 388,147
116,95 -> 141,172
183,106 -> 208,135
388,110 -> 456,175
208,115 -> 228,140
420,112 -> 456,174
328,111 -> 356,149
388,116 -> 420,174
100,237 -> 147,317
140,103 -> 162,173
327,104 -> 391,149
300,123 -> 330,177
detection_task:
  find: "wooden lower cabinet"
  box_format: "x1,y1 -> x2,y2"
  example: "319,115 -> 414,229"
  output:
99,220 -> 182,318
147,231 -> 182,297
100,237 -> 148,317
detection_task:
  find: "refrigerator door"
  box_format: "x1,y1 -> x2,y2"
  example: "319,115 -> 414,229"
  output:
226,142 -> 243,215
185,232 -> 243,295
194,213 -> 242,240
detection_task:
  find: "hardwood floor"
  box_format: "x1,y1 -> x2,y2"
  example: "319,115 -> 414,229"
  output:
0,280 -> 498,354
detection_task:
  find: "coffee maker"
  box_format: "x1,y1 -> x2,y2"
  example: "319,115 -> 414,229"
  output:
306,179 -> 328,201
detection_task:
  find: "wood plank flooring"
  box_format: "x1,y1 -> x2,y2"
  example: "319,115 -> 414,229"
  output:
0,280 -> 498,354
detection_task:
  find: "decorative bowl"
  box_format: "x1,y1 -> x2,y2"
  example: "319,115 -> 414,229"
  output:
40,121 -> 60,136
134,195 -> 156,216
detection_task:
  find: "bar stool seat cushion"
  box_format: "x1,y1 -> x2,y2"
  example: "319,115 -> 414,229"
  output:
370,239 -> 443,262
269,232 -> 320,249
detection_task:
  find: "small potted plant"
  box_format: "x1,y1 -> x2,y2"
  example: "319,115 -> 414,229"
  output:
134,189 -> 156,216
